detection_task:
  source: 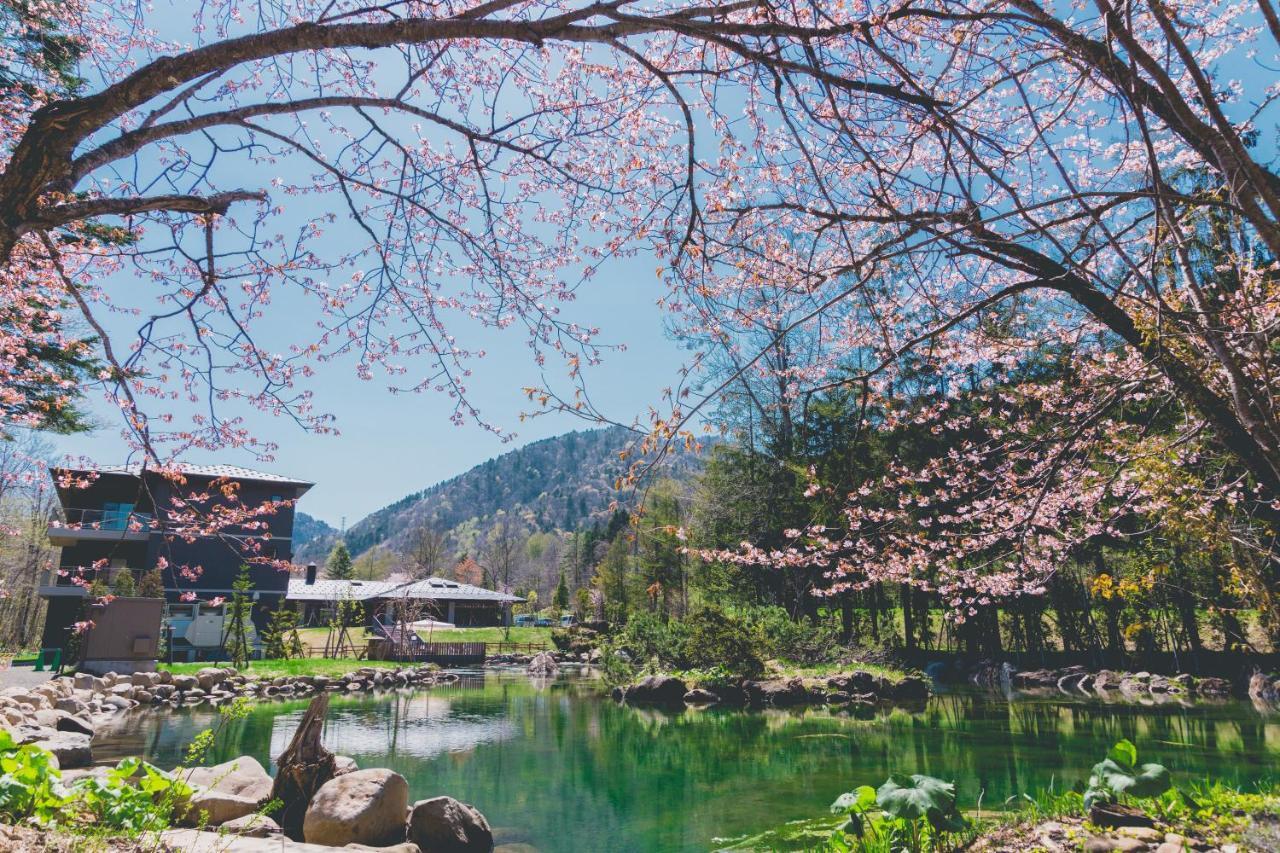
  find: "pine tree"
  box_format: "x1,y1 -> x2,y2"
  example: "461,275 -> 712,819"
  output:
554,571 -> 570,611
326,541 -> 355,580
262,601 -> 305,659
111,568 -> 135,597
223,566 -> 254,668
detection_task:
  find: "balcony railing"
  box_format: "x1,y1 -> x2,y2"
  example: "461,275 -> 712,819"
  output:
54,507 -> 155,531
40,565 -> 147,590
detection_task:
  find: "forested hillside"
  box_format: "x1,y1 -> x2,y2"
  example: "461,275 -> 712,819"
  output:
295,427 -> 687,566
291,512 -> 337,552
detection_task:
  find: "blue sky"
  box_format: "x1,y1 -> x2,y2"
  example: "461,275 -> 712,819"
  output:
51,251 -> 687,527
45,5 -> 699,527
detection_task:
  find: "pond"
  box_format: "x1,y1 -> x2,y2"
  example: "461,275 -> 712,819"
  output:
93,669 -> 1280,852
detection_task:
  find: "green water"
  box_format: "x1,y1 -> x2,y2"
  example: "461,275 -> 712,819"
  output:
92,670 -> 1280,852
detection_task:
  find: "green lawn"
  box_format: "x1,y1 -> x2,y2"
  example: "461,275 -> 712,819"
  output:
158,658 -> 407,678
412,626 -> 553,645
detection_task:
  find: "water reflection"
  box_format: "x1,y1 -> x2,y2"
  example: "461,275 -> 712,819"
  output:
93,673 -> 1280,853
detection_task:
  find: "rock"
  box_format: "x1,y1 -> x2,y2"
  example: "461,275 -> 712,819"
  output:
54,696 -> 90,716
131,671 -> 159,688
173,674 -> 198,692
345,844 -> 422,853
892,676 -> 930,701
1089,802 -> 1154,829
1117,827 -> 1164,843
335,755 -> 359,776
182,789 -> 263,827
1085,837 -> 1149,852
746,678 -> 811,707
183,755 -> 274,803
846,671 -> 888,694
1093,670 -> 1119,692
527,652 -> 558,677
683,688 -> 719,704
195,668 -> 227,692
1197,677 -> 1233,697
407,796 -> 494,853
55,712 -> 94,737
31,732 -> 91,768
1154,845 -> 1183,853
623,675 -> 688,706
303,768 -> 410,848
220,814 -> 282,838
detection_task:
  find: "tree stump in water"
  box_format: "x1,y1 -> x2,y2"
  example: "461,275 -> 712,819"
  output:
270,693 -> 337,840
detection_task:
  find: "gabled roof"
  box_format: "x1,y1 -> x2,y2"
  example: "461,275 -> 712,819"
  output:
285,578 -> 396,602
286,576 -> 522,604
53,462 -> 313,491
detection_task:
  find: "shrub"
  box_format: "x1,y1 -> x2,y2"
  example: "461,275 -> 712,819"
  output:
681,605 -> 764,677
740,604 -> 841,663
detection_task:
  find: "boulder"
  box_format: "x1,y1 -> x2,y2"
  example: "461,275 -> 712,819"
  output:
183,755 -> 274,802
181,789 -> 263,827
31,732 -> 91,769
746,678 -> 812,707
407,796 -> 494,853
527,652 -> 558,677
892,676 -> 930,702
335,755 -> 359,776
683,688 -> 719,704
54,696 -> 90,716
303,768 -> 409,847
1197,676 -> 1233,697
220,814 -> 282,838
54,711 -> 94,737
195,668 -> 226,692
622,675 -> 688,707
345,845 -> 421,853
173,674 -> 198,692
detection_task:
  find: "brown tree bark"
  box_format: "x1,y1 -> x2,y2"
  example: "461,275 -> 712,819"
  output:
269,693 -> 337,841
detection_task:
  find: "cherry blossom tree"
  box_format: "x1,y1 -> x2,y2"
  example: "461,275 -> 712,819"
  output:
0,0 -> 1278,620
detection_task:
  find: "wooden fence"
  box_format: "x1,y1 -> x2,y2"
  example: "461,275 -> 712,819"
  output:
418,641 -> 486,665
484,641 -> 549,655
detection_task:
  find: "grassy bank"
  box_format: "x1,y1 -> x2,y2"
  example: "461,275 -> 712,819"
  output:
158,658 -> 406,678
411,626 -> 553,645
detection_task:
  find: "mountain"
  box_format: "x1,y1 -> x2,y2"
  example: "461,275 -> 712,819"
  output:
291,511 -> 338,553
294,426 -> 698,565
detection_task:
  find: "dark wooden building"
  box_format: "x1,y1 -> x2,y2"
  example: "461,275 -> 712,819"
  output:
40,463 -> 312,661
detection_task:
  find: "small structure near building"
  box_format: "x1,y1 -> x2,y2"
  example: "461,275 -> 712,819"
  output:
78,597 -> 164,675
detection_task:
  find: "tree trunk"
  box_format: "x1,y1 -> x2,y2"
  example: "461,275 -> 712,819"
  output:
270,694 -> 337,841
900,584 -> 916,651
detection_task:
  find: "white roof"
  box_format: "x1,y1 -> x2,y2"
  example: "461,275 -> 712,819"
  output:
286,577 -> 522,604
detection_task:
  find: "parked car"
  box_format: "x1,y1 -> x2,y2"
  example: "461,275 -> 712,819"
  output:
534,616 -> 554,627
513,614 -> 536,627
559,614 -> 577,627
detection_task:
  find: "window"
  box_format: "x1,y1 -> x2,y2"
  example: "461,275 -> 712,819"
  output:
101,502 -> 134,530
166,604 -> 195,619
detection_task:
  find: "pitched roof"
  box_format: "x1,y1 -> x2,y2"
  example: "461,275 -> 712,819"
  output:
285,578 -> 396,602
286,576 -> 522,604
54,462 -> 313,490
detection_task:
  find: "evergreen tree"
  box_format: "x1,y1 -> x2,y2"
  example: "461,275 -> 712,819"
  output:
223,566 -> 254,668
111,568 -> 135,597
326,541 -> 355,580
137,568 -> 164,598
262,601 -> 305,660
554,571 -> 570,611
